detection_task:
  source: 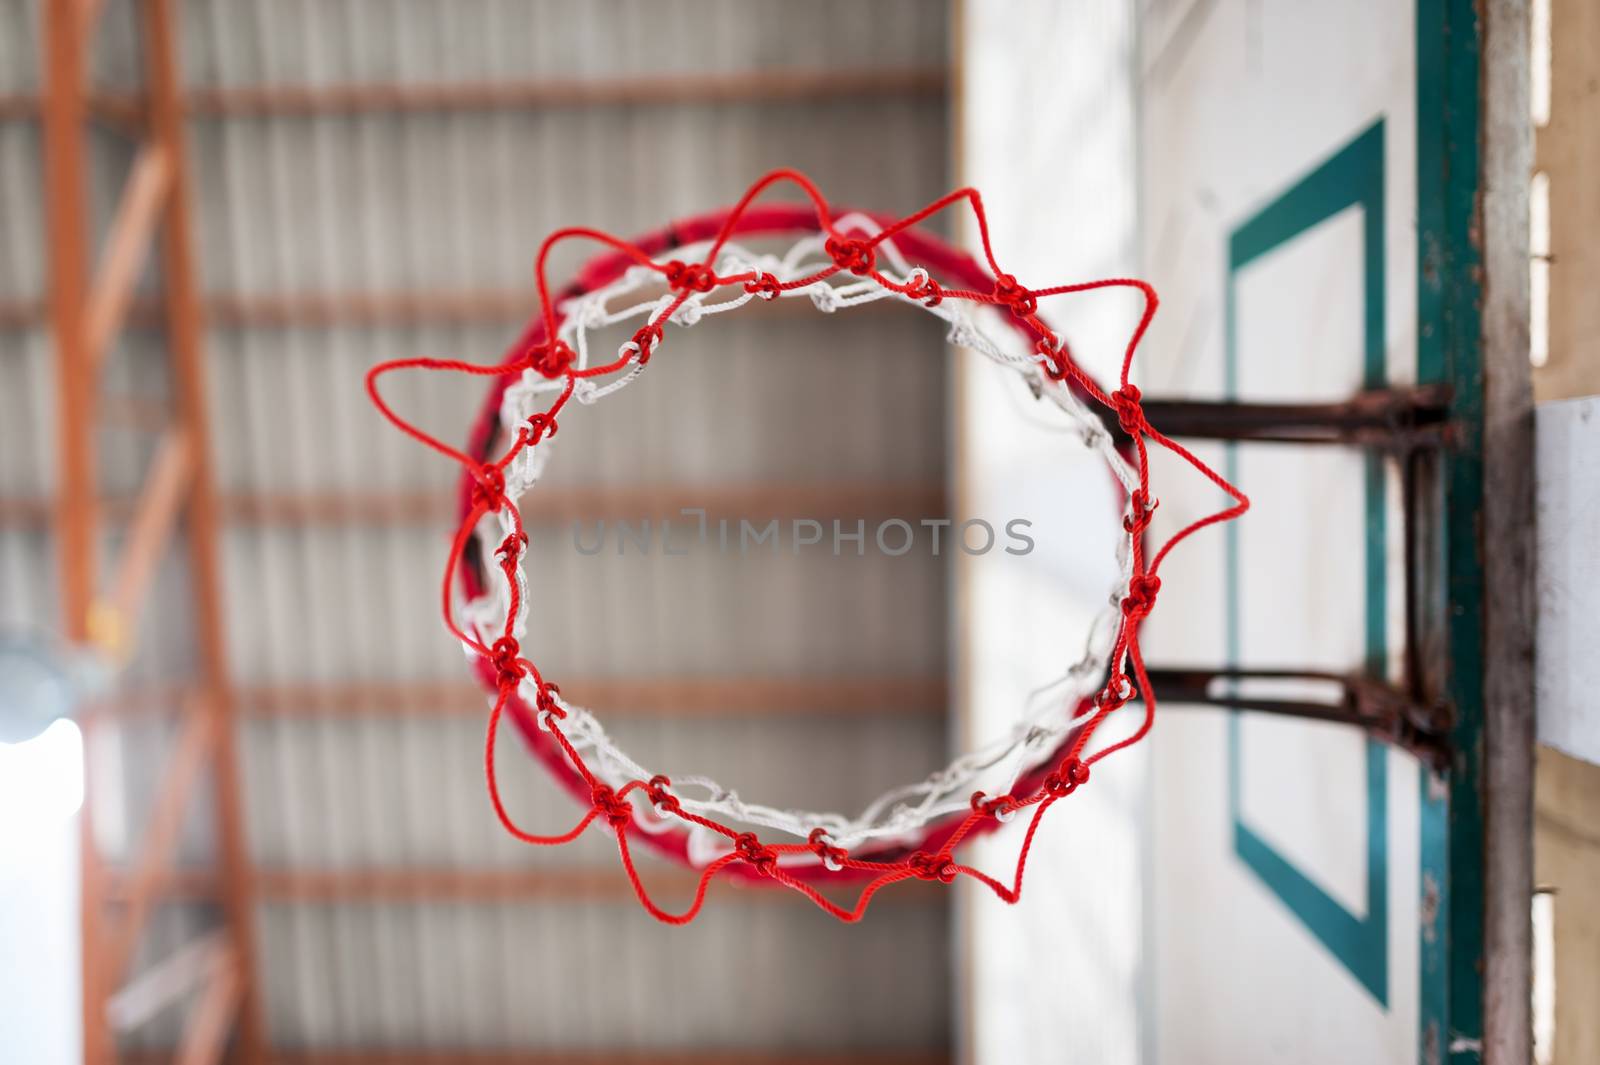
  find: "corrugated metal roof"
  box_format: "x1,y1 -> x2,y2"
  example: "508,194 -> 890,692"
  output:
3,0 -> 956,1058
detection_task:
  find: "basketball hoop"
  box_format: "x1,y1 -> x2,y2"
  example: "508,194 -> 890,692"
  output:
366,170 -> 1247,923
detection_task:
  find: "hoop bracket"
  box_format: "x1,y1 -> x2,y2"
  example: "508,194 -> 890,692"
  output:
1144,667 -> 1452,771
1115,383 -> 1456,450
1137,382 -> 1458,769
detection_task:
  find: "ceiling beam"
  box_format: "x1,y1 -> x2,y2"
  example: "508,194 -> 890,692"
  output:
0,65 -> 946,128
105,864 -> 944,907
0,483 -> 949,529
99,674 -> 947,722
240,675 -> 948,719
123,1050 -> 948,1065
2,282 -> 920,330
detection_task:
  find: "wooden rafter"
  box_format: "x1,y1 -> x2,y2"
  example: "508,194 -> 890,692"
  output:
42,6 -> 105,1062
121,1050 -> 949,1065
106,931 -> 229,1033
0,482 -> 951,528
101,702 -> 214,985
173,948 -> 242,1065
93,674 -> 949,722
1,66 -> 945,127
83,141 -> 171,371
1,280 -> 921,329
104,865 -> 945,907
142,0 -> 266,1057
41,1 -> 265,1061
99,428 -> 193,655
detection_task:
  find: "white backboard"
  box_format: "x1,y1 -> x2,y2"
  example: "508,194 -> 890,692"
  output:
960,2 -> 1492,1062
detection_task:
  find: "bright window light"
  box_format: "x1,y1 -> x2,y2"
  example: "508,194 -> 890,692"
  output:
0,717 -> 83,1065
1530,171 -> 1550,369
1532,889 -> 1555,1065
0,719 -> 86,845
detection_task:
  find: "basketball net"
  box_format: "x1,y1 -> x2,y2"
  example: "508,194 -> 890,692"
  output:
367,170 -> 1248,923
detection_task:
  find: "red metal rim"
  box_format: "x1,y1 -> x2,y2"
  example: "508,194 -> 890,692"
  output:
455,203 -> 1105,883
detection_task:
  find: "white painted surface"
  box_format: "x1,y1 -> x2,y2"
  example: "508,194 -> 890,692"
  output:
1232,209 -> 1376,918
1536,395 -> 1600,766
960,3 -> 1143,1063
962,2 -> 1471,1061
1139,2 -> 1424,1062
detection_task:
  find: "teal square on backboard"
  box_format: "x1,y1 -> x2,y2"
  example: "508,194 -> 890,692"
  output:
1223,119 -> 1390,1006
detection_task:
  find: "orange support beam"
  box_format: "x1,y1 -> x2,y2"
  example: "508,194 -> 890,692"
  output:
1,64 -> 946,128
74,0 -> 107,48
102,703 -> 214,985
172,949 -> 242,1065
104,864 -> 945,907
180,66 -> 946,115
43,0 -> 95,644
236,674 -> 949,719
1,481 -> 951,529
41,6 -> 107,1063
122,1050 -> 948,1065
2,283 -> 910,330
42,0 -> 265,1061
141,0 -> 266,1058
99,427 -> 193,655
88,674 -> 948,723
84,141 -> 172,371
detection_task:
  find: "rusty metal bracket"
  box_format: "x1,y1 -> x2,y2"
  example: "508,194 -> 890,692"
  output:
1143,666 -> 1453,772
1133,383 -> 1459,767
1112,383 -> 1458,450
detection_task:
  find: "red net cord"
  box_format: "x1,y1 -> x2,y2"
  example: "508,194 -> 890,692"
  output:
365,169 -> 1248,924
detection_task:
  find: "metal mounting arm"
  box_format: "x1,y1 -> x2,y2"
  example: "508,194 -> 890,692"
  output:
1134,383 -> 1459,768
1119,383 -> 1457,450
1143,666 -> 1453,772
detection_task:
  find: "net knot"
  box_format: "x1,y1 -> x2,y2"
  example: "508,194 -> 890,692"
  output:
590,784 -> 634,828
1121,573 -> 1161,620
489,636 -> 525,690
807,827 -> 848,871
534,682 -> 566,725
734,832 -> 779,876
531,340 -> 575,378
471,465 -> 507,513
646,774 -> 679,812
970,791 -> 1017,823
1112,384 -> 1145,434
1044,758 -> 1091,797
631,323 -> 665,363
1096,673 -> 1136,711
992,273 -> 1037,317
907,851 -> 957,883
824,236 -> 877,276
1035,336 -> 1072,381
744,272 -> 783,300
495,531 -> 528,564
519,412 -> 558,447
904,270 -> 944,307
663,260 -> 717,293
1123,489 -> 1158,533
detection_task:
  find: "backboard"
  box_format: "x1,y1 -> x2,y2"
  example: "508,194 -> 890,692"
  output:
960,1 -> 1507,1062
